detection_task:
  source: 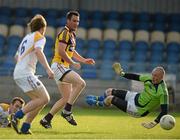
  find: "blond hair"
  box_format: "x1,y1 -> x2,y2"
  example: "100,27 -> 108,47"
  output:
28,14 -> 47,32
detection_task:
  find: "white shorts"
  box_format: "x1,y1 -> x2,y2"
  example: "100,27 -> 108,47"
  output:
14,75 -> 44,93
125,91 -> 141,118
51,62 -> 72,83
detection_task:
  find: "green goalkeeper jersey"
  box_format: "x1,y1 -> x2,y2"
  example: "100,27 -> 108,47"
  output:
136,75 -> 169,115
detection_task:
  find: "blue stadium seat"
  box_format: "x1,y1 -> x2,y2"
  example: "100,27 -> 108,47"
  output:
134,51 -> 147,63
13,18 -> 26,26
87,39 -> 101,49
46,17 -> 57,27
152,22 -> 166,32
30,8 -> 44,17
79,10 -> 89,20
15,7 -> 29,18
135,41 -> 149,52
106,11 -> 119,20
0,7 -> 12,17
76,38 -> 86,54
151,42 -> 164,51
132,62 -> 146,73
90,19 -> 104,29
7,36 -> 21,47
45,9 -> 59,19
121,12 -> 134,21
167,52 -> 179,64
102,50 -> 114,61
0,16 -> 12,25
153,13 -> 167,23
82,65 -> 97,79
56,17 -> 66,27
0,35 -> 6,46
150,51 -> 163,63
79,19 -> 89,28
121,21 -> 134,30
135,22 -> 151,31
119,41 -> 132,51
119,50 -> 131,62
44,37 -> 54,57
103,40 -> 116,50
167,43 -> 180,52
90,11 -> 104,21
99,60 -> 115,80
105,20 -> 120,30
137,12 -> 150,22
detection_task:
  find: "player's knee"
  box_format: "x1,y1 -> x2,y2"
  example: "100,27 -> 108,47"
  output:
78,79 -> 86,89
42,95 -> 50,105
105,88 -> 114,96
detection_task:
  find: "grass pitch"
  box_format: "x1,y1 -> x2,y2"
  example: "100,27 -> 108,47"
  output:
0,107 -> 179,139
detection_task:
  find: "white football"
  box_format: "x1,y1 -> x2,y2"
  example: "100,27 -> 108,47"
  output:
160,115 -> 175,130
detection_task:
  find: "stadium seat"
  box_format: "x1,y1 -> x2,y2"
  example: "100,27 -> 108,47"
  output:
137,12 -> 150,22
135,30 -> 149,42
0,24 -> 8,37
76,27 -> 87,40
104,29 -> 118,41
103,40 -> 116,50
56,17 -> 66,27
90,19 -> 104,29
45,26 -> 56,39
0,16 -> 12,25
9,25 -> 24,38
104,20 -> 120,30
88,28 -> 103,40
151,31 -> 165,43
82,65 -> 97,79
167,32 -> 180,45
135,22 -> 151,31
0,7 -> 12,17
118,40 -> 133,51
45,9 -> 59,19
15,7 -> 29,18
119,29 -> 133,42
121,12 -> 134,21
135,41 -> 149,52
106,11 -> 119,21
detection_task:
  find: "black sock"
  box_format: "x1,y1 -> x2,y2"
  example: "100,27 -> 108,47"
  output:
44,113 -> 53,122
112,89 -> 127,100
111,96 -> 127,112
64,103 -> 72,112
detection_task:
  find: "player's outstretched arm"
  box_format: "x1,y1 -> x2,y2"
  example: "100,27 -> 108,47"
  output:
141,121 -> 157,129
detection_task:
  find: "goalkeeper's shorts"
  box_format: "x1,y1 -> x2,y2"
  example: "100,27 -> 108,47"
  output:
125,91 -> 141,118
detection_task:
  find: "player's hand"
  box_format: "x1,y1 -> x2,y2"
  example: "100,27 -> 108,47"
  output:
141,121 -> 157,129
46,68 -> 54,79
112,62 -> 124,76
84,58 -> 95,65
72,62 -> 81,70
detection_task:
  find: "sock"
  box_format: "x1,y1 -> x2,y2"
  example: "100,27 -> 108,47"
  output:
44,113 -> 53,122
64,103 -> 72,112
15,110 -> 24,119
21,122 -> 30,133
98,95 -> 105,101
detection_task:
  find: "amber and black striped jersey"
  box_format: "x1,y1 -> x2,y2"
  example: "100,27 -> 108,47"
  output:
52,26 -> 76,68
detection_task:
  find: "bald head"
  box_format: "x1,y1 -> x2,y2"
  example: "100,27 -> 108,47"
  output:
152,66 -> 165,84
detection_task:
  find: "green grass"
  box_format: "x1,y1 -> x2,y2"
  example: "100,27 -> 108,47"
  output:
0,107 -> 180,139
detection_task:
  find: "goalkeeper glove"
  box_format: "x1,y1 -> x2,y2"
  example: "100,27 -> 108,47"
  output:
112,62 -> 125,76
141,121 -> 157,129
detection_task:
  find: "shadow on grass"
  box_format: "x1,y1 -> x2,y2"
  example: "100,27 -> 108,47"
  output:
34,130 -> 111,135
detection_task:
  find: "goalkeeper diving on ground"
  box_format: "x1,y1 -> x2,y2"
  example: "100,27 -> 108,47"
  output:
86,62 -> 169,129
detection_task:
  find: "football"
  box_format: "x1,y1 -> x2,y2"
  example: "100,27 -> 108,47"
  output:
160,115 -> 176,130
